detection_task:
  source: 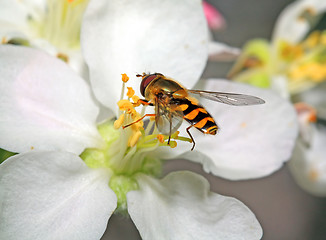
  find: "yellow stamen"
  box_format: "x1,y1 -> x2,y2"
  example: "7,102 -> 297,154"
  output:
1,37 -> 7,44
118,99 -> 134,111
289,63 -> 326,82
56,52 -> 69,63
126,87 -> 135,98
128,130 -> 142,147
171,131 -> 180,139
303,31 -> 320,48
169,141 -> 177,148
157,134 -> 165,143
280,41 -> 303,60
121,73 -> 129,83
132,95 -> 141,107
114,114 -> 125,129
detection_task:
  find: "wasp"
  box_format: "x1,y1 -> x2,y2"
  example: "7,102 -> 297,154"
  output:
124,73 -> 265,150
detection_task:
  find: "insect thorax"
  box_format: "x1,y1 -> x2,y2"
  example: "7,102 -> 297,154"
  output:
144,77 -> 187,101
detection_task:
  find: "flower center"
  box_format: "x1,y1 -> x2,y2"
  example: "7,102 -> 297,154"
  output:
80,74 -> 191,212
30,0 -> 89,50
281,31 -> 326,92
229,31 -> 326,94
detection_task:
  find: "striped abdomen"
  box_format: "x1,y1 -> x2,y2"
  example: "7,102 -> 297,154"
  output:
175,98 -> 218,135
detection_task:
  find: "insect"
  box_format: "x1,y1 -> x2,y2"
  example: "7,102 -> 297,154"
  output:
125,73 -> 265,151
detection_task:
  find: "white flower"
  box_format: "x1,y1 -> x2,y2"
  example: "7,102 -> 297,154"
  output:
228,0 -> 326,196
0,0 -> 89,75
0,0 -> 298,239
229,0 -> 326,97
288,86 -> 326,196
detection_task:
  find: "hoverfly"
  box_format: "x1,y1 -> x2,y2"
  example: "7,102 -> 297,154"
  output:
125,73 -> 265,151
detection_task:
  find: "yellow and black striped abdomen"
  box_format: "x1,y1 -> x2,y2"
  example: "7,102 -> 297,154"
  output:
176,98 -> 218,135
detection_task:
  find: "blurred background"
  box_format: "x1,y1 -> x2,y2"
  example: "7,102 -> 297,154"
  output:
102,1 -> 326,239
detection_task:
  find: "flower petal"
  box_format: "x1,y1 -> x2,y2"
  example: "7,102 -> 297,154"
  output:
289,126 -> 326,196
127,171 -> 262,240
180,79 -> 298,180
82,0 -> 208,110
0,45 -> 103,154
272,0 -> 326,43
0,0 -> 30,30
208,41 -> 240,61
0,151 -> 116,240
203,1 -> 226,30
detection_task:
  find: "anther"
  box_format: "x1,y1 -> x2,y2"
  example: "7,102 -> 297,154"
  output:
114,114 -> 125,129
127,87 -> 135,98
121,73 -> 129,83
157,134 -> 165,143
128,130 -> 142,147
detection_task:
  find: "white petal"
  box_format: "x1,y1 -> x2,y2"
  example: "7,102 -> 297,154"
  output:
180,79 -> 298,180
208,41 -> 240,61
0,0 -> 30,30
127,171 -> 262,240
82,0 -> 208,110
30,39 -> 88,78
0,45 -> 103,154
0,151 -> 117,240
289,126 -> 326,196
0,0 -> 45,38
271,75 -> 290,99
272,0 -> 326,43
298,82 -> 326,119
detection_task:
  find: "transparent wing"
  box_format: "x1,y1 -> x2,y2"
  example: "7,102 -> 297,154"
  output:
155,97 -> 183,135
188,89 -> 265,106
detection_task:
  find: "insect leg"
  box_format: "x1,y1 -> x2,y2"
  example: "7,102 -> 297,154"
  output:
123,114 -> 155,129
168,112 -> 172,145
186,125 -> 195,151
138,99 -> 154,106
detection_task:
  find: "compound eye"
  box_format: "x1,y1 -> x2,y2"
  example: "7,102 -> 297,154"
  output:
140,74 -> 157,96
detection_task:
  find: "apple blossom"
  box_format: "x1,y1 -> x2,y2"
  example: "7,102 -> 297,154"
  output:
228,0 -> 326,196
0,0 -> 298,239
0,0 -> 89,74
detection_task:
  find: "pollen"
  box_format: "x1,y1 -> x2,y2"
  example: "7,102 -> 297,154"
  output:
169,141 -> 177,148
121,73 -> 129,83
128,130 -> 142,147
280,42 -> 303,60
126,87 -> 135,98
57,52 -> 69,63
303,31 -> 320,48
118,99 -> 134,111
289,63 -> 326,82
132,95 -> 141,107
114,114 -> 125,129
157,134 -> 165,143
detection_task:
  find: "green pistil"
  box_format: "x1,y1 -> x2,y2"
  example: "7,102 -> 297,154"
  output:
109,175 -> 139,214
